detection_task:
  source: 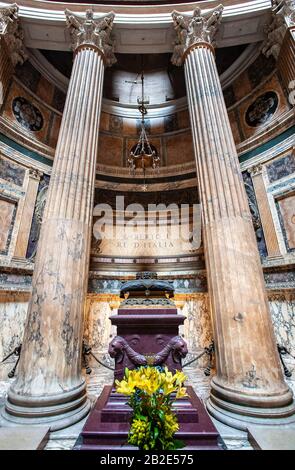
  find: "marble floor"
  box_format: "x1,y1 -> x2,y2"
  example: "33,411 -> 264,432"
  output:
1,359 -> 295,451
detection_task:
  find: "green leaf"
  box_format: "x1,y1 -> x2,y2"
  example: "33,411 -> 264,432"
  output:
137,414 -> 148,422
172,439 -> 185,450
158,409 -> 165,422
154,426 -> 159,441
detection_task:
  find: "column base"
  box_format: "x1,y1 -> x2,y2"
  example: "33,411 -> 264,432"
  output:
207,395 -> 295,431
2,383 -> 91,431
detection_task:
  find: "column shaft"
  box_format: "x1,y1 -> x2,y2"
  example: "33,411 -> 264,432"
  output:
4,9 -> 116,430
0,38 -> 13,106
277,27 -> 295,92
185,45 -> 294,427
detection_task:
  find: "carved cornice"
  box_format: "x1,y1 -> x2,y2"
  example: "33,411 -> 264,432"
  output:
65,9 -> 116,67
262,0 -> 295,60
171,5 -> 223,66
0,3 -> 27,66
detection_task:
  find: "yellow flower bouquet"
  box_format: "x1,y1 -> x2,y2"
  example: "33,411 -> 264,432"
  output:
115,366 -> 187,450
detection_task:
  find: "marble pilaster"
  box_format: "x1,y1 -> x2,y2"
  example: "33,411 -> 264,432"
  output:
171,6 -> 295,430
249,165 -> 282,258
13,169 -> 41,259
3,9 -> 116,430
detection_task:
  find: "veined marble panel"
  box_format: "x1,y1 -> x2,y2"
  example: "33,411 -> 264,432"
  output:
267,153 -> 295,184
0,156 -> 25,187
0,199 -> 16,254
269,293 -> 295,357
177,294 -> 213,354
277,195 -> 295,250
26,175 -> 49,260
0,292 -> 29,380
83,295 -> 118,357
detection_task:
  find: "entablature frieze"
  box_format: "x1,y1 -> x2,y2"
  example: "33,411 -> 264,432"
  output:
0,0 -> 272,53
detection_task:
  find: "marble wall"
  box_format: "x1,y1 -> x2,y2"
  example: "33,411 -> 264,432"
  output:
269,293 -> 295,357
177,294 -> 213,353
83,295 -> 118,357
0,292 -> 29,380
0,198 -> 16,254
0,292 -> 294,380
277,195 -> 295,250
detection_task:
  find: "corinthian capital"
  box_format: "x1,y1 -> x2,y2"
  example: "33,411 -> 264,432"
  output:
0,3 -> 18,35
273,0 -> 295,27
171,5 -> 224,66
262,0 -> 295,60
65,9 -> 116,67
0,3 -> 27,66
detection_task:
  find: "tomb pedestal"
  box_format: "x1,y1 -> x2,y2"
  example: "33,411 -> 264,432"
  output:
75,274 -> 221,450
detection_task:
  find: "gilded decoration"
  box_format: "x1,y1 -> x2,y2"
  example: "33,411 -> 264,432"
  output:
245,91 -> 279,127
12,97 -> 44,132
171,5 -> 224,66
65,9 -> 116,66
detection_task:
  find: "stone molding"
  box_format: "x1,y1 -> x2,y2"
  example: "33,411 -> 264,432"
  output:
0,3 -> 27,66
65,9 -> 116,67
171,5 -> 224,65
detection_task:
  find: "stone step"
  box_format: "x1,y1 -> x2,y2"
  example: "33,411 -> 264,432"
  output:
101,403 -> 199,423
247,425 -> 295,450
0,426 -> 49,450
76,444 -> 220,451
75,385 -> 221,450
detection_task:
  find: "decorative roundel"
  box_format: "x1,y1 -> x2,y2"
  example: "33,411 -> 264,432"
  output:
12,97 -> 44,132
245,91 -> 278,128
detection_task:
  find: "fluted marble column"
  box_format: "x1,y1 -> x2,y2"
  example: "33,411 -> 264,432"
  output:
3,10 -> 116,430
0,4 -> 26,107
278,26 -> 295,93
172,6 -> 295,430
